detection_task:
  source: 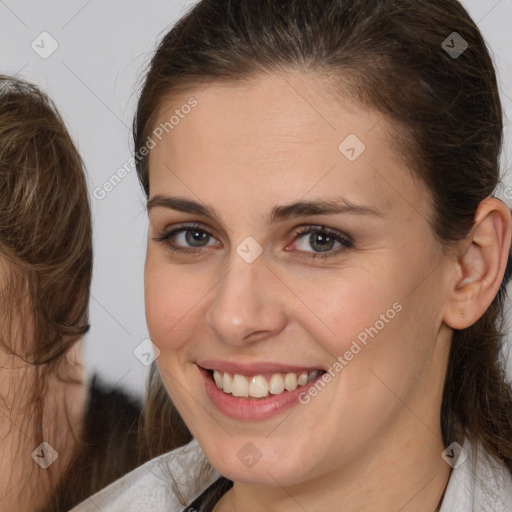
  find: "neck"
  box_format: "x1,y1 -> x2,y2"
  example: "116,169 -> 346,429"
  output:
217,425 -> 451,512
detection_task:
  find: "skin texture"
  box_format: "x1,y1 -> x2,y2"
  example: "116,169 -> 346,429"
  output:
144,71 -> 511,511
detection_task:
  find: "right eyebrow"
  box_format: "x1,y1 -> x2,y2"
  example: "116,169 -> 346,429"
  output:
147,195 -> 221,221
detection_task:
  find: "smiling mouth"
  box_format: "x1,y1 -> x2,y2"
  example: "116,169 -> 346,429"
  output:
208,369 -> 325,399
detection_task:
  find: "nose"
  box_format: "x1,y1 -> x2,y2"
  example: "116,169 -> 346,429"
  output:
205,252 -> 287,347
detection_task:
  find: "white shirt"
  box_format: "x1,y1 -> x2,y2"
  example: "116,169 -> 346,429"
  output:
69,437 -> 512,511
439,439 -> 512,511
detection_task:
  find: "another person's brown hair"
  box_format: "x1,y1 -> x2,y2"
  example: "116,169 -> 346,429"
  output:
0,78 -> 92,360
0,76 -> 146,511
0,75 -> 93,508
133,0 -> 512,485
0,75 -> 92,367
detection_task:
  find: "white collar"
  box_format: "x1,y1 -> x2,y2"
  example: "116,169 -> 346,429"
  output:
439,437 -> 512,511
69,439 -> 219,511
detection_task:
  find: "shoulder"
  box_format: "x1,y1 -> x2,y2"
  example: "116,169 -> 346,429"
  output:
440,437 -> 512,511
68,439 -> 220,512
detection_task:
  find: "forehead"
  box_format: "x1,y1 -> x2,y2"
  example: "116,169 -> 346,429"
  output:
148,72 -> 430,220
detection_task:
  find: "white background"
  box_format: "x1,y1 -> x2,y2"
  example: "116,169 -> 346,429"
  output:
0,0 -> 511,398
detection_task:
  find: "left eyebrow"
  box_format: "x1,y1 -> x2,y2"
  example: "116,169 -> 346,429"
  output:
269,198 -> 386,224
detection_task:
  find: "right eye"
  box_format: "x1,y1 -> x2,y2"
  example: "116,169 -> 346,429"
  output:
155,224 -> 221,253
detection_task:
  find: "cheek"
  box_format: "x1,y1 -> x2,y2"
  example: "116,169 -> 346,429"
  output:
144,258 -> 204,350
285,261 -> 437,400
280,266 -> 402,354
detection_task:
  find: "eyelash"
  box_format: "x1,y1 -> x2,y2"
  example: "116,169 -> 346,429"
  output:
154,222 -> 219,256
291,226 -> 353,259
154,222 -> 353,259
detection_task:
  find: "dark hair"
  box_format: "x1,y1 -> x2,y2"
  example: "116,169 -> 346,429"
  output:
133,0 -> 512,488
43,376 -> 146,511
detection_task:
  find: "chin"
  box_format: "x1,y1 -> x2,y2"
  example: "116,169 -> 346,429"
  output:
199,436 -> 314,487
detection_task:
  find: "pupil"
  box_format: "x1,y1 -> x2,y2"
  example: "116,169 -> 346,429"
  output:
310,232 -> 334,252
186,229 -> 209,246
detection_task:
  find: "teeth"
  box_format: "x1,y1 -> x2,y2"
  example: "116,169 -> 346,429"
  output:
223,373 -> 232,393
232,374 -> 249,397
249,375 -> 268,398
284,373 -> 297,391
297,372 -> 308,386
269,374 -> 284,394
213,371 -> 223,389
211,369 -> 320,398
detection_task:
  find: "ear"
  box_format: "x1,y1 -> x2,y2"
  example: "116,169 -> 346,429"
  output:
444,197 -> 512,330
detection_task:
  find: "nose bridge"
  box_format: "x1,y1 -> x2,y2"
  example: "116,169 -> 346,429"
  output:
205,251 -> 286,345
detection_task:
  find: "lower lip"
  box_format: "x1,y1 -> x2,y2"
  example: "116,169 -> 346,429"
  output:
199,366 -> 323,420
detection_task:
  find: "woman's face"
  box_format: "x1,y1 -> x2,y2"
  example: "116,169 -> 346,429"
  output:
145,72 -> 455,486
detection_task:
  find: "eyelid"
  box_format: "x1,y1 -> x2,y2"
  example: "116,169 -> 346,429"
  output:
154,222 -> 353,258
287,224 -> 353,257
153,222 -> 221,252
291,224 -> 353,244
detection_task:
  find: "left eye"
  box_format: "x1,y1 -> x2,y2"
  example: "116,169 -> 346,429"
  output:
293,228 -> 351,254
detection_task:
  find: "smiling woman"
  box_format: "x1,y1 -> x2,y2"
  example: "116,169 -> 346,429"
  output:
71,0 -> 512,511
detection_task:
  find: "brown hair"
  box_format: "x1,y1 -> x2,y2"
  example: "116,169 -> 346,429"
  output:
0,75 -> 156,511
0,76 -> 92,361
0,74 -> 93,506
134,0 -> 512,482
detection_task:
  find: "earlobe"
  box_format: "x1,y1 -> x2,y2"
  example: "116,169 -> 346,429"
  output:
444,197 -> 512,330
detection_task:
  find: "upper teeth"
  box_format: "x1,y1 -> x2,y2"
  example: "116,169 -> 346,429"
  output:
212,370 -> 319,398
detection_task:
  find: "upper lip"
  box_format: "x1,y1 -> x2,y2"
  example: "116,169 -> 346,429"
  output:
198,360 -> 324,376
